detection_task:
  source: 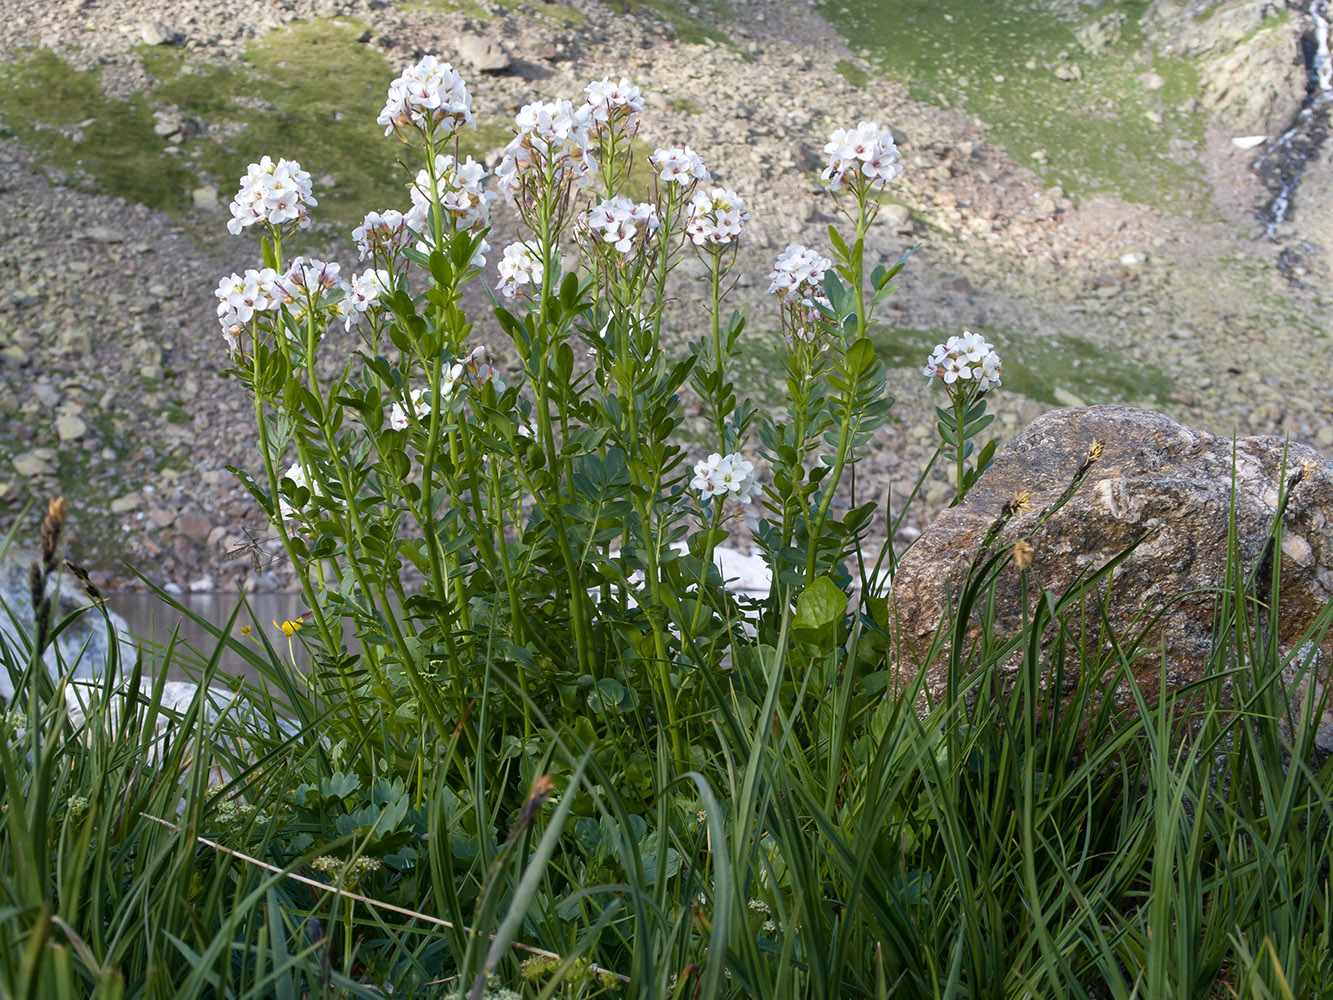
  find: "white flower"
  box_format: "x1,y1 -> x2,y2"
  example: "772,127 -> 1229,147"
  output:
649,145 -> 710,185
692,453 -> 731,499
685,188 -> 749,246
441,362 -> 465,396
495,99 -> 598,203
821,121 -> 902,192
581,196 -> 660,256
226,156 -> 317,236
692,452 -> 759,504
405,153 -> 496,235
339,268 -> 391,331
584,76 -> 644,134
923,331 -> 1002,390
496,240 -> 543,297
353,209 -> 411,260
377,55 -> 475,141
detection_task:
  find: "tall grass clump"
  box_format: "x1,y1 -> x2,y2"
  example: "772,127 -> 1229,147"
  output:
0,55 -> 1329,1000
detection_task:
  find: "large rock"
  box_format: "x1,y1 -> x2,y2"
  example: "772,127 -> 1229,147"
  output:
889,406 -> 1333,749
1148,0 -> 1307,136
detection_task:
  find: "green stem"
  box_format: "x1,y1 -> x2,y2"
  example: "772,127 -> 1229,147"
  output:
708,248 -> 727,453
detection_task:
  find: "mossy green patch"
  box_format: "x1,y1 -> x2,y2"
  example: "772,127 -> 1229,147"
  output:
1,21 -> 517,231
819,0 -> 1209,212
873,325 -> 1173,407
0,48 -> 202,213
834,59 -> 870,89
403,0 -> 588,27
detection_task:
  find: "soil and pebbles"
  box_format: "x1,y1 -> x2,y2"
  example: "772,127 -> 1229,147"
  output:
0,0 -> 1330,594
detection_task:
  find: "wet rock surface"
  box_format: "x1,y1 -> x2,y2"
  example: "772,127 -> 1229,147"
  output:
0,0 -> 1330,594
889,405 -> 1333,750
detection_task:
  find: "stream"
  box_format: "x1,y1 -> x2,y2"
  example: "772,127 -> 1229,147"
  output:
1256,0 -> 1333,236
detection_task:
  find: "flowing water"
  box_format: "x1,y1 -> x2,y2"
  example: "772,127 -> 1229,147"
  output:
1257,0 -> 1333,235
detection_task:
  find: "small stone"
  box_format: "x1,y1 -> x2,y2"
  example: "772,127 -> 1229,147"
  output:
455,35 -> 511,74
1137,71 -> 1166,91
1317,426 -> 1333,446
78,225 -> 125,243
12,449 -> 57,477
1053,63 -> 1082,82
55,414 -> 87,442
141,21 -> 179,46
881,203 -> 913,233
191,186 -> 219,210
175,513 -> 213,541
148,508 -> 176,528
1,345 -> 30,366
110,493 -> 140,514
33,383 -> 61,408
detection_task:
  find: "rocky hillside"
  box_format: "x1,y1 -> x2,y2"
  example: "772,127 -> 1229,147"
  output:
0,0 -> 1329,592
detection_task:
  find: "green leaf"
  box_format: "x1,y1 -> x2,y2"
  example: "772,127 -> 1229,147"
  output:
793,575 -> 848,641
827,224 -> 851,262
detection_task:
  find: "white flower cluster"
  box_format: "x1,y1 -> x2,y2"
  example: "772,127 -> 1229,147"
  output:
584,76 -> 644,135
495,99 -> 598,202
582,196 -> 661,255
214,257 -> 359,349
768,245 -> 833,342
338,268 -> 391,331
377,55 -> 475,141
353,209 -> 412,261
226,156 -> 317,236
685,188 -> 749,246
406,153 -> 496,235
496,240 -> 543,298
923,331 -> 1002,389
692,452 -> 759,504
278,258 -> 343,322
767,244 -> 831,305
649,145 -> 710,185
214,268 -> 285,350
822,121 -> 902,192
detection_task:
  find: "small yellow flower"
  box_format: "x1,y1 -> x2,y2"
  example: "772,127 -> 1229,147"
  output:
274,618 -> 303,636
1087,439 -> 1105,463
240,625 -> 251,636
